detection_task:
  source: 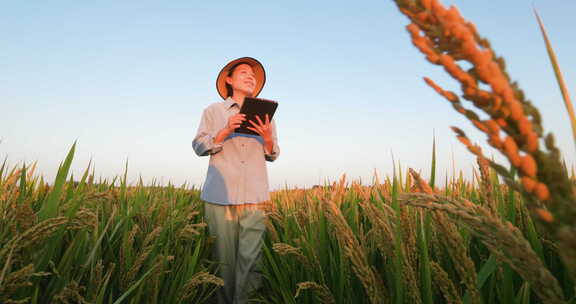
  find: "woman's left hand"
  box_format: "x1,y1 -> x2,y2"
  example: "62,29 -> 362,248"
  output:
247,114 -> 273,142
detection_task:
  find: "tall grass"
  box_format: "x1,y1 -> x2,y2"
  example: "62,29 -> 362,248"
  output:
0,144 -> 221,304
534,9 -> 576,149
1,144 -> 573,303
2,1 -> 574,303
392,0 -> 576,302
260,154 -> 574,303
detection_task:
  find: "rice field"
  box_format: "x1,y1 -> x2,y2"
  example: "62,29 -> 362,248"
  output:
0,144 -> 573,303
3,0 -> 576,303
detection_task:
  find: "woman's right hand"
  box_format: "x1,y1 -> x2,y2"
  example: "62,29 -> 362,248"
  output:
214,114 -> 246,144
226,113 -> 246,134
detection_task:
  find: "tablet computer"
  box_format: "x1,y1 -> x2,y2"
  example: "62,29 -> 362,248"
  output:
236,97 -> 278,136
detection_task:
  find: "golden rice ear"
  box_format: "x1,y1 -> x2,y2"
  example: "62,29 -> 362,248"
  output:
395,0 -> 576,295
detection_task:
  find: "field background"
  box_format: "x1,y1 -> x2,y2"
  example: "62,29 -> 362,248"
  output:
3,0 -> 576,303
1,143 -> 572,303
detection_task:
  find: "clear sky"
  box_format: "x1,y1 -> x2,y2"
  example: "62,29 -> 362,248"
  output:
2,0 -> 575,189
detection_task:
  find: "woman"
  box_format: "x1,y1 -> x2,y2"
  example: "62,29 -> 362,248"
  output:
192,57 -> 279,304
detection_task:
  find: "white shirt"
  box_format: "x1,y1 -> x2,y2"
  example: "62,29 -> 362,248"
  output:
192,97 -> 279,205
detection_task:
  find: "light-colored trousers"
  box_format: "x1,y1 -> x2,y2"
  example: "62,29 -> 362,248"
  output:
204,202 -> 266,304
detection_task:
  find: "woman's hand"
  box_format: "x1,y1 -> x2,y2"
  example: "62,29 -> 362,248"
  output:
247,114 -> 273,142
215,113 -> 246,144
247,114 -> 275,154
226,113 -> 247,133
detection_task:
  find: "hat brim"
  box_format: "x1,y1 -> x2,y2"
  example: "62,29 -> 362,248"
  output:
216,57 -> 266,100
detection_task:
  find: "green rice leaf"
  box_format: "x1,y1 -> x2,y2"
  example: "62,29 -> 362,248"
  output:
535,9 -> 576,148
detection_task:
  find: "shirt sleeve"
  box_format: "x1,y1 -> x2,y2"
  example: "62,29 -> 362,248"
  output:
264,119 -> 280,162
192,108 -> 223,156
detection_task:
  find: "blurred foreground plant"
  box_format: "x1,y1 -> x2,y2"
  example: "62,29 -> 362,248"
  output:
394,0 -> 576,302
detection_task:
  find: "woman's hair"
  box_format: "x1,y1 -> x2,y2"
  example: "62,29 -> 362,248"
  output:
225,62 -> 252,97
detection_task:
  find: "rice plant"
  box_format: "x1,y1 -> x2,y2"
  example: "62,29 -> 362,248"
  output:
1,142 -> 572,303
2,1 -> 574,303
0,144 -> 221,304
259,157 -> 574,303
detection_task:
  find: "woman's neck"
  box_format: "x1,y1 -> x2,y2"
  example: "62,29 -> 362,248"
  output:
232,93 -> 247,108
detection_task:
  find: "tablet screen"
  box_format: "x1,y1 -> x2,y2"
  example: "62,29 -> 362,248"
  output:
236,97 -> 278,136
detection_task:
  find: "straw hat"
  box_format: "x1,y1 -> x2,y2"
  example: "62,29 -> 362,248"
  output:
216,57 -> 266,100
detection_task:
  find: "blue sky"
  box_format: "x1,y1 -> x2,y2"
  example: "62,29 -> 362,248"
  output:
2,0 -> 575,189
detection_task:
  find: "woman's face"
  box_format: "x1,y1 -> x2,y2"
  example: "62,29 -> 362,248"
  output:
226,64 -> 256,97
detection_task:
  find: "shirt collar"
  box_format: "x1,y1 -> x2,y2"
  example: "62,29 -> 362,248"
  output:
223,97 -> 239,109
